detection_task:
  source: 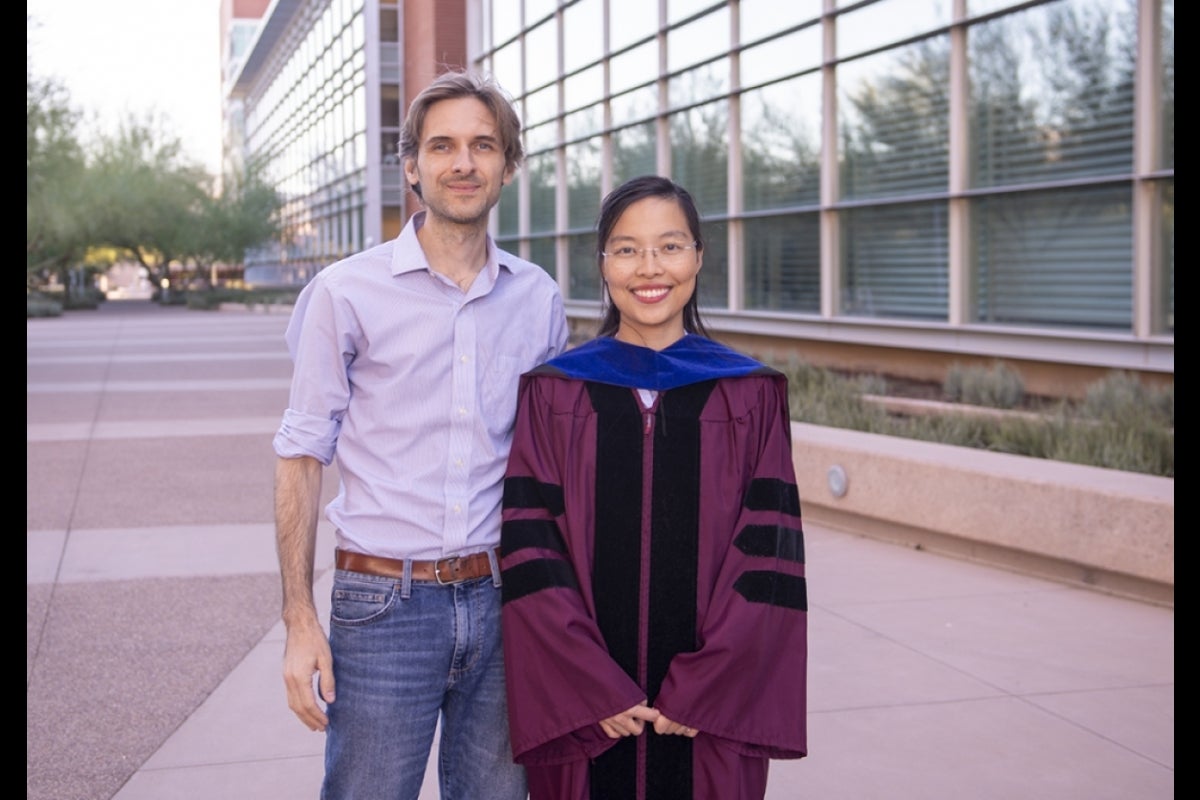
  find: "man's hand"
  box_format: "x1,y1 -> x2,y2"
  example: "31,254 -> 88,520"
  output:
282,617 -> 334,732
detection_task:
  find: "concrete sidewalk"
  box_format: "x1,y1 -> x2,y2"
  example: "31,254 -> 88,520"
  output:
27,300 -> 1173,799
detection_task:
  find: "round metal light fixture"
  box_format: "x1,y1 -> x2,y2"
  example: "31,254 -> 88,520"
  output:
827,464 -> 848,498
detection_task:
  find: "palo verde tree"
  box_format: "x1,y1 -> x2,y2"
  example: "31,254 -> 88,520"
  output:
27,65 -> 88,287
188,163 -> 284,286
85,114 -> 213,295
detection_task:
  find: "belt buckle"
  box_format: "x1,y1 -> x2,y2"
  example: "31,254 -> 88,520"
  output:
434,557 -> 460,585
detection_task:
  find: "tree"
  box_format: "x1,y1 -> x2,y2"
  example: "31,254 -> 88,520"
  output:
27,66 -> 87,285
85,115 -> 212,295
189,164 -> 283,285
28,10 -> 283,305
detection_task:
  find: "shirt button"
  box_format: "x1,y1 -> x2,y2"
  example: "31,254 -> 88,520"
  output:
453,504 -> 462,513
458,407 -> 467,415
460,354 -> 468,363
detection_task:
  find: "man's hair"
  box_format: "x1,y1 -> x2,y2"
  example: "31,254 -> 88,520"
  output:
399,70 -> 524,199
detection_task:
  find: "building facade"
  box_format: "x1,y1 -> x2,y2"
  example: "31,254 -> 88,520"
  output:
225,0 -> 1173,394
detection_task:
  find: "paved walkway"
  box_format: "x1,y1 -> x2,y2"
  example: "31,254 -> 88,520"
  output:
27,300 -> 1173,799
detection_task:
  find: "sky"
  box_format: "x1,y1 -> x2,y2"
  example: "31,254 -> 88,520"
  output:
27,0 -> 225,176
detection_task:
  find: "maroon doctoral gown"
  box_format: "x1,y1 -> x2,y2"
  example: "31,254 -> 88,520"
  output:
500,335 -> 808,800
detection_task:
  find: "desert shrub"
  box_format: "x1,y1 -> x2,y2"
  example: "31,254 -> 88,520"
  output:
61,287 -> 106,310
943,361 -> 1025,408
184,286 -> 305,310
783,359 -> 893,434
1081,371 -> 1174,429
777,360 -> 1173,478
27,293 -> 63,318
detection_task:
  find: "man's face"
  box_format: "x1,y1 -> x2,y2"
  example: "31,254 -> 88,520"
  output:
404,96 -> 514,227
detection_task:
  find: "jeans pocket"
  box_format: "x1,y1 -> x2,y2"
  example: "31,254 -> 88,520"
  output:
330,577 -> 396,627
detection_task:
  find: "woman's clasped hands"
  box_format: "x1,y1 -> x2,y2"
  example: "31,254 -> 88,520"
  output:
599,701 -> 699,739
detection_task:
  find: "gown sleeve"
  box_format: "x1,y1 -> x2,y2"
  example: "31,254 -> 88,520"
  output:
653,375 -> 808,759
500,375 -> 649,766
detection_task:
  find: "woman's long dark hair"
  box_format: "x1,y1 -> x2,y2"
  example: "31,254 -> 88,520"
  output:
595,175 -> 711,339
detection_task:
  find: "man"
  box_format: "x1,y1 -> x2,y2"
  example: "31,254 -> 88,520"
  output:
273,70 -> 568,800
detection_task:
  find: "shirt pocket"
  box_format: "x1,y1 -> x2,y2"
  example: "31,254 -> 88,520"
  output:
480,354 -> 524,438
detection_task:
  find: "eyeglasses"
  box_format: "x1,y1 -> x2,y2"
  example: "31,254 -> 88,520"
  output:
601,241 -> 699,264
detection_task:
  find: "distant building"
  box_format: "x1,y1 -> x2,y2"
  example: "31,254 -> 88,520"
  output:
222,0 -> 1173,395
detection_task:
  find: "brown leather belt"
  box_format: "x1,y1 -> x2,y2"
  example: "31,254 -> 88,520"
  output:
335,547 -> 496,585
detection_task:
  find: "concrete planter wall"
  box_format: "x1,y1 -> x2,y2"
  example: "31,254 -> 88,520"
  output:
791,422 -> 1174,607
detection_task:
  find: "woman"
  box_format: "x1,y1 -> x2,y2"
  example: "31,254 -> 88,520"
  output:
499,175 -> 807,799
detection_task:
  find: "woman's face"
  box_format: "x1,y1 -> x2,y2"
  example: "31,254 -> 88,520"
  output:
601,196 -> 702,350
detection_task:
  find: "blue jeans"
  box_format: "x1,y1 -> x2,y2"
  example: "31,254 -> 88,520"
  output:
321,562 -> 526,800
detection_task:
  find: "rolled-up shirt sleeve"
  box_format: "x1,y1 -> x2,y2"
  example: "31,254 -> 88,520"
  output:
272,275 -> 353,466
273,408 -> 341,464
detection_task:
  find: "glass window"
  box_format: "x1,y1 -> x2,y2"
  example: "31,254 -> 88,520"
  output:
740,26 -> 822,89
972,185 -> 1131,330
529,236 -> 558,280
380,86 -> 400,126
526,0 -> 556,26
1161,180 -> 1173,334
525,119 -> 558,153
563,0 -> 603,74
566,139 -> 603,228
525,19 -> 558,90
744,214 -> 821,313
524,83 -> 558,129
609,0 -> 659,53
611,85 -> 658,128
564,64 -> 604,111
742,75 -> 821,211
492,0 -> 521,46
838,39 -> 950,200
568,233 -> 602,301
841,201 -> 949,321
697,219 -> 728,309
740,0 -> 822,46
667,6 -> 730,74
498,175 -> 519,237
969,2 -> 1135,187
565,102 -> 605,141
669,0 -> 713,26
493,41 -> 522,99
613,122 -> 658,185
670,100 -> 729,216
527,152 -> 557,234
1162,0 -> 1174,169
610,41 -> 657,97
668,59 -> 729,110
837,0 -> 951,59
967,0 -> 1028,17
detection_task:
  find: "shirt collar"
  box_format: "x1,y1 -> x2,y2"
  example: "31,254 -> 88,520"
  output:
390,210 -> 508,286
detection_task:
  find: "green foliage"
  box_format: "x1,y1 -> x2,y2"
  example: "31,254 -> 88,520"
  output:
1081,371 -> 1174,428
86,115 -> 214,287
193,168 -> 283,269
942,361 -> 1026,408
780,358 -> 895,435
780,360 -> 1173,478
26,292 -> 63,318
62,287 -> 106,310
27,46 -> 282,292
184,286 -> 303,310
27,68 -> 88,277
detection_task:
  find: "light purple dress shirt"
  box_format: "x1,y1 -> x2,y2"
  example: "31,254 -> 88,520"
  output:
273,211 -> 569,560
